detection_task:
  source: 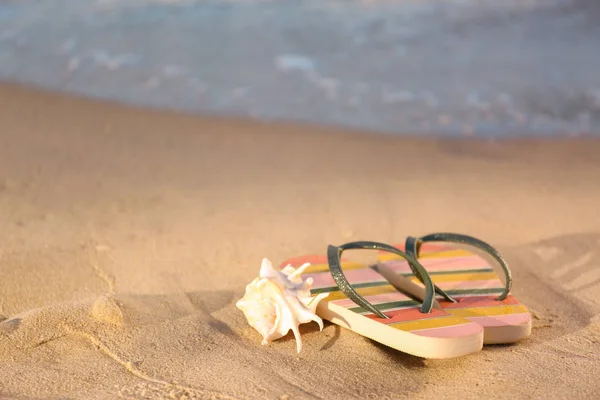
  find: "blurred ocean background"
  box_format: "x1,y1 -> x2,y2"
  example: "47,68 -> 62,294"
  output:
1,0 -> 599,137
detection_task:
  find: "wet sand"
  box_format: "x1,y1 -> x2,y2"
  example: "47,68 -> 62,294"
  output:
0,82 -> 599,399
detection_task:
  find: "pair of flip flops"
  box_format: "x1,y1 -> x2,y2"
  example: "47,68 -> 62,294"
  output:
278,233 -> 532,359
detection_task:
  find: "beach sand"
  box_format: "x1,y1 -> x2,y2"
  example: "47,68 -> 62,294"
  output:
0,82 -> 599,399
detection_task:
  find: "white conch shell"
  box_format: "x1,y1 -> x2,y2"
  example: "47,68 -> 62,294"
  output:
236,258 -> 329,353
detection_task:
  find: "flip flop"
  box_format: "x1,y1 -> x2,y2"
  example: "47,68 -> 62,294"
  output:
279,241 -> 484,359
376,233 -> 532,344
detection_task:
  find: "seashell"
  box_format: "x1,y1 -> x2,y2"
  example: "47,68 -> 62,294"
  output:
236,258 -> 329,353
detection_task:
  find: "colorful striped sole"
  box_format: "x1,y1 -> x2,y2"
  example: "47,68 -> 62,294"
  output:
279,254 -> 484,358
377,243 -> 532,344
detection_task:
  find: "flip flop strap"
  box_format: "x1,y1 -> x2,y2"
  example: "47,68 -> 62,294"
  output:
327,241 -> 436,319
405,233 -> 513,302
405,236 -> 458,303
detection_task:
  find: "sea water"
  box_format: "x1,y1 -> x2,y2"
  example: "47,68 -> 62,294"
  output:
1,0 -> 598,137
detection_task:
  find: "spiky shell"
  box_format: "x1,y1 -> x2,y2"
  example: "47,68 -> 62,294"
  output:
236,258 -> 329,353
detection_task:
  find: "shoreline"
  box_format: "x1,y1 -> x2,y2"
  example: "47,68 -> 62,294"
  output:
4,80 -> 600,141
2,0 -> 600,137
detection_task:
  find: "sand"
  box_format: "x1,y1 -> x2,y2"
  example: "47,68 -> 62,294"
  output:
0,82 -> 599,399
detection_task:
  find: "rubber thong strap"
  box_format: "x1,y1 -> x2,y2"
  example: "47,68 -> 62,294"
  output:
405,233 -> 512,302
327,241 -> 436,319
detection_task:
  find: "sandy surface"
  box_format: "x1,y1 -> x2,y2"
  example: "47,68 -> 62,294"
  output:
2,0 -> 600,136
1,82 -> 600,399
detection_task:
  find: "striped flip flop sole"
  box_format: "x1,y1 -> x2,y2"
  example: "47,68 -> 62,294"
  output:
378,242 -> 532,344
280,254 -> 484,358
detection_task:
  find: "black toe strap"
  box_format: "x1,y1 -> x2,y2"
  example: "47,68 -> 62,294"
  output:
327,241 -> 436,319
405,236 -> 458,303
405,233 -> 512,302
